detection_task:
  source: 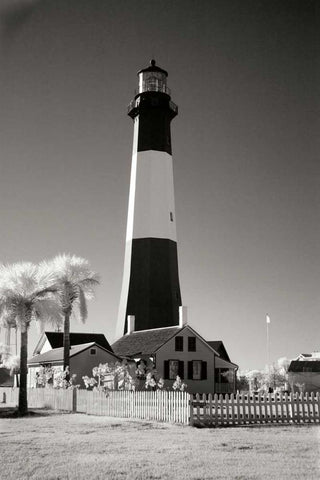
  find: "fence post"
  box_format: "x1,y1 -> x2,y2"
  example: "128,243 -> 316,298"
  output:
72,388 -> 77,412
189,394 -> 194,426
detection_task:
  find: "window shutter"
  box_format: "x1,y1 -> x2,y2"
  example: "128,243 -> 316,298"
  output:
164,361 -> 169,380
201,361 -> 207,380
178,361 -> 184,379
188,361 -> 193,380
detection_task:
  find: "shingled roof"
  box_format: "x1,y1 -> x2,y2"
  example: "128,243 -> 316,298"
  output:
28,342 -> 118,365
112,327 -> 180,358
33,332 -> 113,355
207,341 -> 231,362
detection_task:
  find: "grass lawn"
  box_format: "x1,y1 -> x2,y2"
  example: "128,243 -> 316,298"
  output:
0,409 -> 319,480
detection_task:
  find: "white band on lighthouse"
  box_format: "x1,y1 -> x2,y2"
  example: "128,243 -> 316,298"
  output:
126,151 -> 177,242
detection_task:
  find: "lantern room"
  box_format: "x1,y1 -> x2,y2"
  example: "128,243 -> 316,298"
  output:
138,59 -> 170,95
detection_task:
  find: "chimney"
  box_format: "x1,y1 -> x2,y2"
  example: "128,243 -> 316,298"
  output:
127,315 -> 135,334
179,306 -> 187,328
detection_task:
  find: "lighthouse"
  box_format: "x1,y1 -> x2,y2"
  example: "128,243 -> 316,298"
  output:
116,60 -> 182,338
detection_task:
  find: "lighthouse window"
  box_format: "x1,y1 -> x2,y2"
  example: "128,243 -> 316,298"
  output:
170,212 -> 173,222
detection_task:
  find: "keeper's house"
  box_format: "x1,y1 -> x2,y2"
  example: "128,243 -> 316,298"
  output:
112,317 -> 237,395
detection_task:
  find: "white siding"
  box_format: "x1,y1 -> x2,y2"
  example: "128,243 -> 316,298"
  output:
155,326 -> 216,394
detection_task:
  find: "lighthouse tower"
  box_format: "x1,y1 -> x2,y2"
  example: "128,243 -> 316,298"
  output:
116,60 -> 182,338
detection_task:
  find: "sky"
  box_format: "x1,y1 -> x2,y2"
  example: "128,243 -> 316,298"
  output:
0,0 -> 318,370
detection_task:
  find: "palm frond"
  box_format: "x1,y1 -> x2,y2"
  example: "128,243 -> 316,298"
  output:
48,253 -> 98,282
0,305 -> 17,329
36,260 -> 61,291
77,287 -> 88,324
47,254 -> 89,282
78,276 -> 100,300
33,295 -> 63,331
0,262 -> 37,298
0,261 -> 62,332
46,253 -> 99,302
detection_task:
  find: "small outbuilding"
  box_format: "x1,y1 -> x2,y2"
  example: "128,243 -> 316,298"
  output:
288,353 -> 320,393
28,342 -> 120,388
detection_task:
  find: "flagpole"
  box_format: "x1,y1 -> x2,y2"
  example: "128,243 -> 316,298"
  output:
266,314 -> 270,371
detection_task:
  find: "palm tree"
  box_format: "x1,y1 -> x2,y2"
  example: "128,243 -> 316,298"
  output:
0,262 -> 62,415
43,254 -> 99,378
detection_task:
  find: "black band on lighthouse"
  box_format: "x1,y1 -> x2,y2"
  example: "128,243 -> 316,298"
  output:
124,238 -> 182,333
128,92 -> 177,155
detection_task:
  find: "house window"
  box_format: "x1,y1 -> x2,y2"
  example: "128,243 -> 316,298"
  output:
303,366 -> 312,373
188,360 -> 207,380
164,360 -> 184,379
169,360 -> 179,380
188,337 -> 196,352
192,360 -> 202,380
90,348 -> 97,356
175,336 -> 183,352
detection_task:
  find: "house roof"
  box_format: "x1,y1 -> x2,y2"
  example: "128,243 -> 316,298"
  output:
33,332 -> 113,355
28,342 -> 119,366
112,327 -> 181,357
111,325 -> 228,359
288,360 -> 320,373
207,341 -> 231,362
215,356 -> 238,370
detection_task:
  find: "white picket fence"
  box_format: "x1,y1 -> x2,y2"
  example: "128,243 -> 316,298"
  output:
0,388 -> 189,424
2,388 -> 320,427
0,387 -> 73,411
77,389 -> 189,424
190,392 -> 320,426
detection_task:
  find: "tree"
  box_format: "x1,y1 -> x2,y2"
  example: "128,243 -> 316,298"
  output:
83,360 -> 138,392
83,359 -> 184,392
35,366 -> 78,389
43,254 -> 99,378
236,373 -> 250,392
172,376 -> 187,392
0,262 -> 62,415
238,358 -> 292,394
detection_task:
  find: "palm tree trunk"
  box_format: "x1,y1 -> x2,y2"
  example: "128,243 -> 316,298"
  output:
63,311 -> 70,381
18,328 -> 28,415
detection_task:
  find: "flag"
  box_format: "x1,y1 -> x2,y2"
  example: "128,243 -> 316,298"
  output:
266,314 -> 271,324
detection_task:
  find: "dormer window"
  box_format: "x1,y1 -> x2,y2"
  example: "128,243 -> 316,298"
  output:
175,336 -> 183,352
188,337 -> 196,352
